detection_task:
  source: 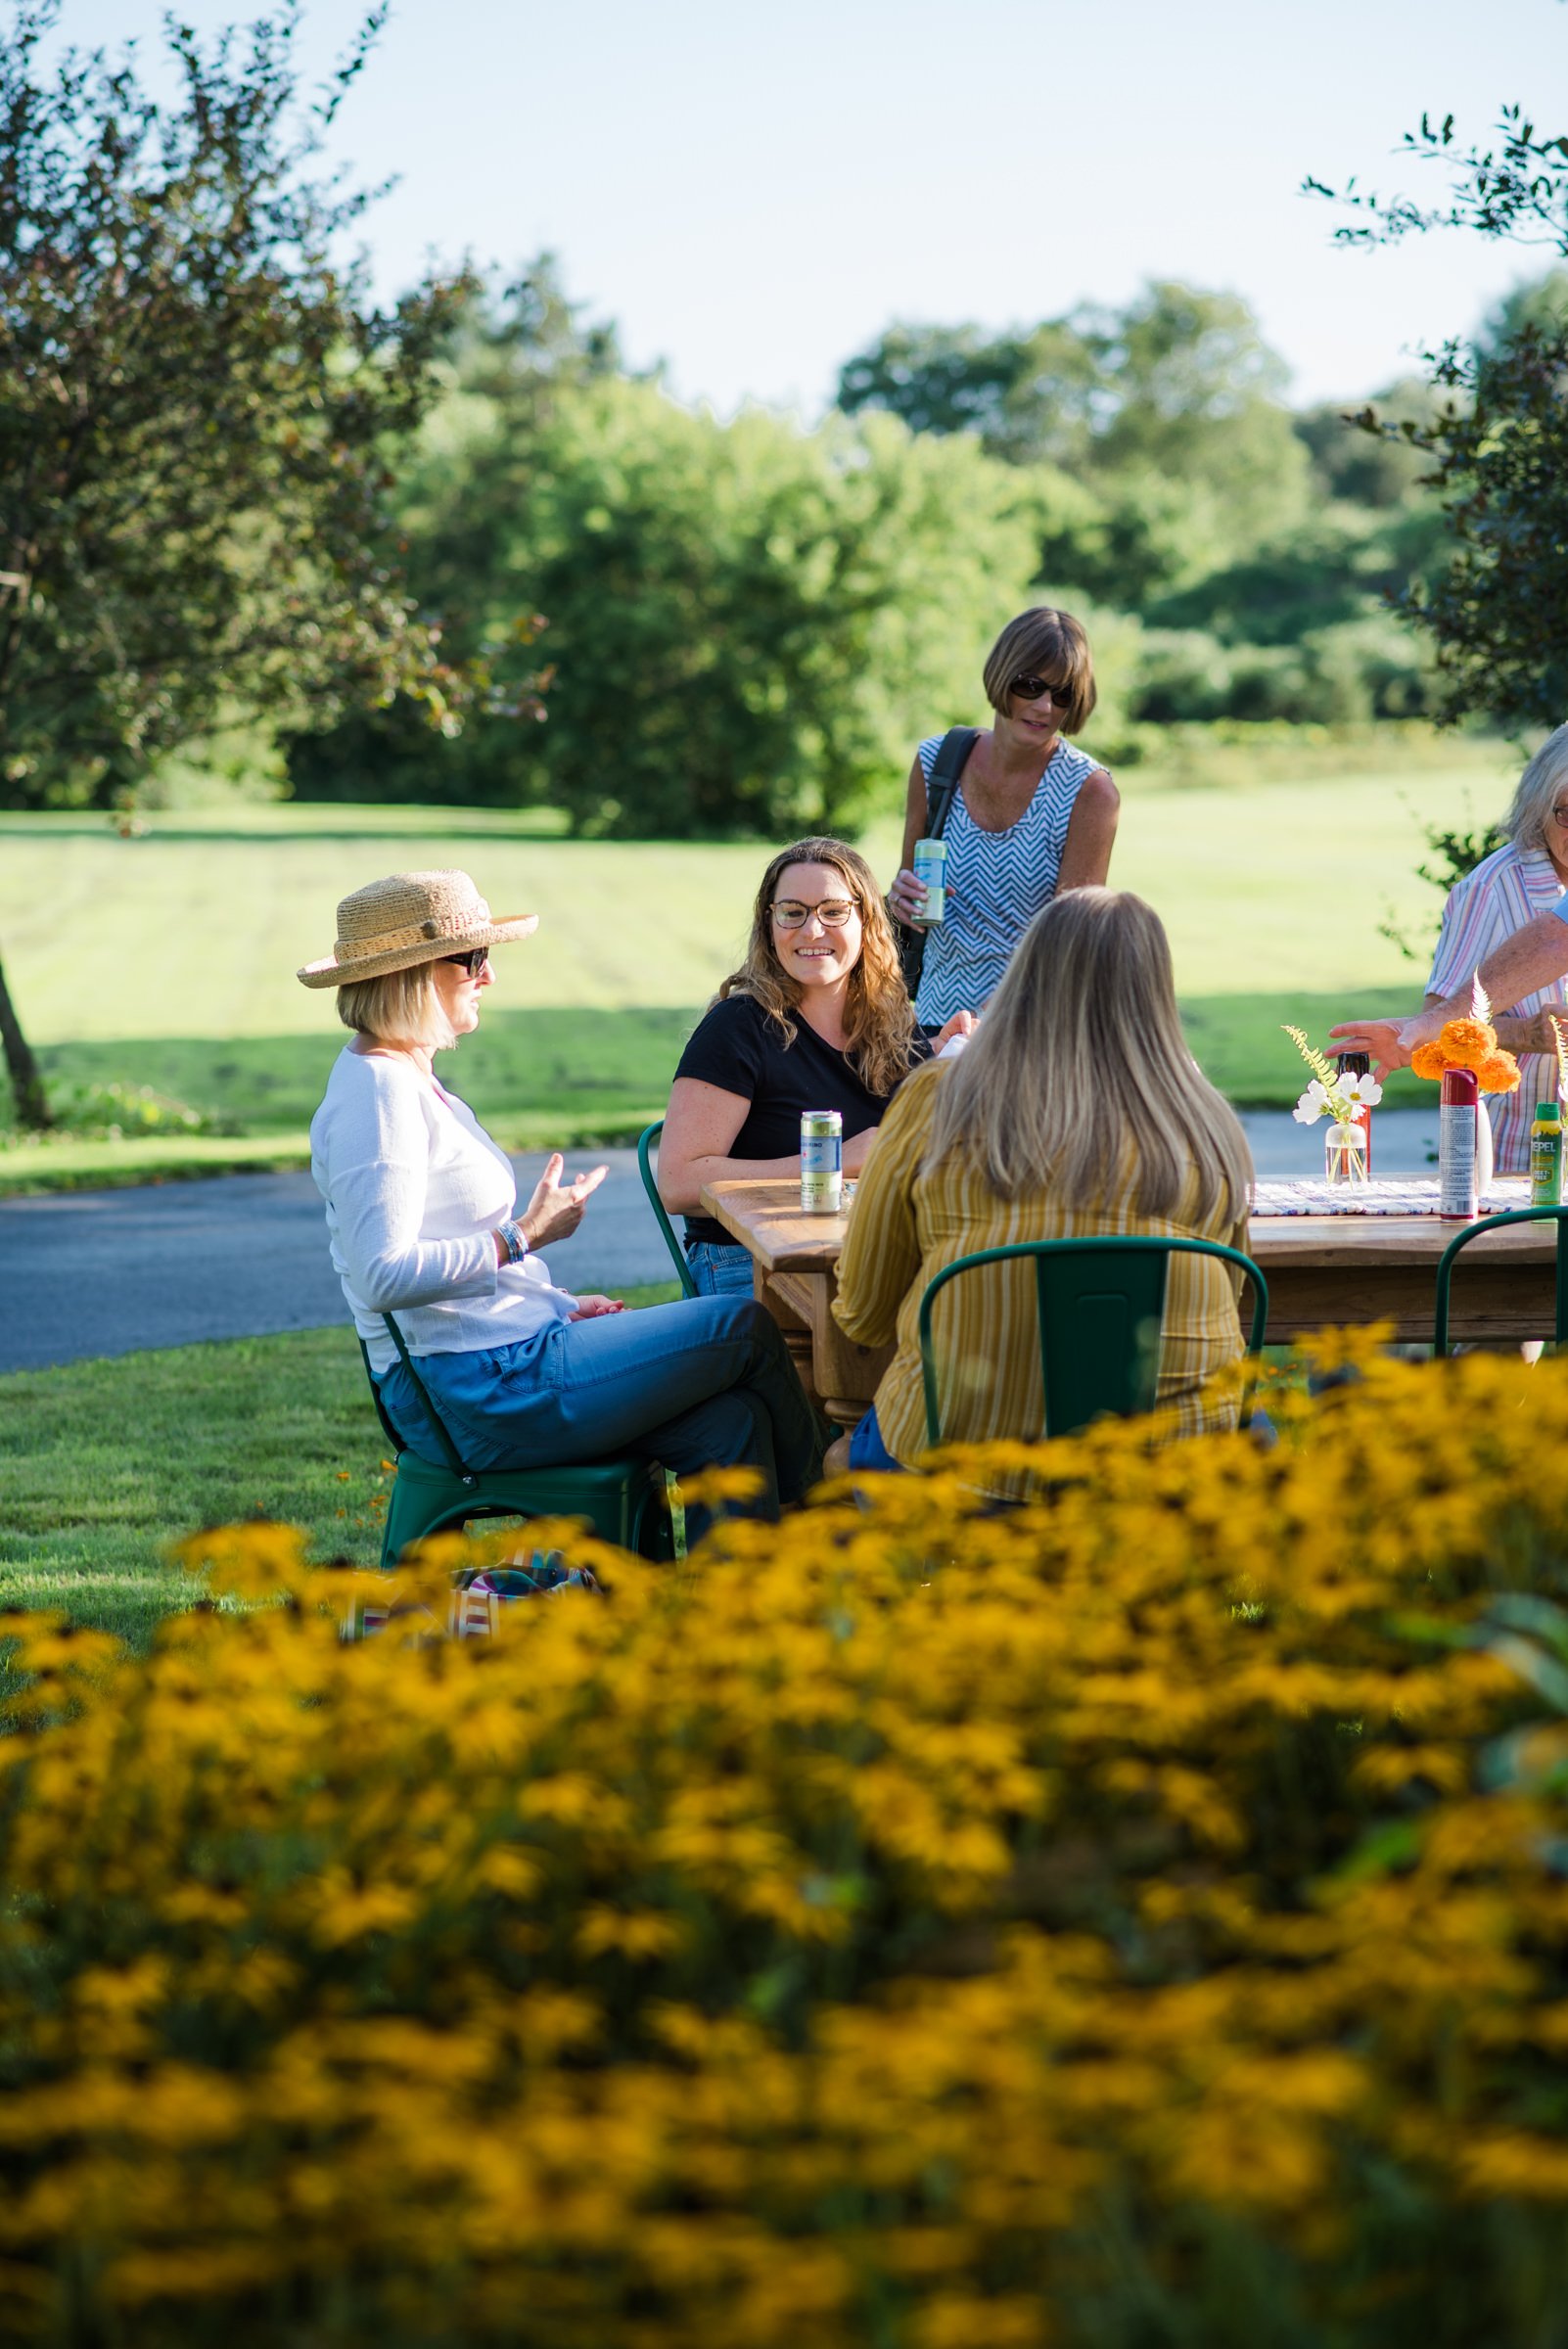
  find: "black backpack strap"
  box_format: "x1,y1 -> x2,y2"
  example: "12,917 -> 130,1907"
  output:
922,726 -> 981,841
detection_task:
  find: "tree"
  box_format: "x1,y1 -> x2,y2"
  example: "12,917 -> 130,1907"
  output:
287,258 -> 622,806
836,319 -> 1102,468
291,297 -> 1055,837
1309,101 -> 1568,728
0,2 -> 472,1125
505,386 -> 1045,838
836,284 -> 1312,598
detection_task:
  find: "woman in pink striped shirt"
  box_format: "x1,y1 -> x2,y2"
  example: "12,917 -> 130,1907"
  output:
1425,725 -> 1568,1172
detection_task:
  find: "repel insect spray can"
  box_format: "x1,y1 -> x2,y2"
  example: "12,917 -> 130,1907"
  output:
800,1111 -> 843,1215
1530,1100 -> 1564,1206
1440,1066 -> 1479,1221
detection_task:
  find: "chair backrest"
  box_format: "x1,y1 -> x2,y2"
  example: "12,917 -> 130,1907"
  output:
1433,1205 -> 1568,1357
368,1312 -> 480,1486
637,1120 -> 699,1297
917,1235 -> 1269,1449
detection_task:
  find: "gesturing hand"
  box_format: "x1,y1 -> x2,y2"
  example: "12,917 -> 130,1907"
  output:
519,1153 -> 609,1249
1325,1014 -> 1433,1082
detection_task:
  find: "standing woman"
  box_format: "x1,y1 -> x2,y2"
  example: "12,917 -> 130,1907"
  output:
887,607 -> 1120,1031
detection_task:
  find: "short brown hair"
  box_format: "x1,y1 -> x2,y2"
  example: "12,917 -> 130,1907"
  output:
981,607 -> 1096,732
336,962 -> 457,1051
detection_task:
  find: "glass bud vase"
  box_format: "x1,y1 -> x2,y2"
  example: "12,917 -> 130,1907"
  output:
1324,1119 -> 1369,1188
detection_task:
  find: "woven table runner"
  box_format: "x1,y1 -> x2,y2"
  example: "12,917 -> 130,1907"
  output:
1252,1177 -> 1532,1219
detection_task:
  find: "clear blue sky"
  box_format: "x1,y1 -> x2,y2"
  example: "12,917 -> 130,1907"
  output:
55,0 -> 1568,415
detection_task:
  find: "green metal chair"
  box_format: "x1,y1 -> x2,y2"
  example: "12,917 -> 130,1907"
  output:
637,1120 -> 698,1297
1433,1205 -> 1568,1358
359,1313 -> 677,1570
917,1235 -> 1269,1448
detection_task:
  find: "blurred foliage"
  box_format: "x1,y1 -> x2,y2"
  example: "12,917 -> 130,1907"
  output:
8,1340 -> 1568,2340
1311,107 -> 1568,729
290,268 -> 1462,829
291,273 -> 1047,836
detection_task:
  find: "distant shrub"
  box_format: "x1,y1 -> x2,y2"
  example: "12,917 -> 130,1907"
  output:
4,1340 -> 1568,2344
0,1081 -> 231,1146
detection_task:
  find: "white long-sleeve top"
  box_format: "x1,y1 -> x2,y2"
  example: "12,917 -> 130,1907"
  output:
309,1046 -> 577,1374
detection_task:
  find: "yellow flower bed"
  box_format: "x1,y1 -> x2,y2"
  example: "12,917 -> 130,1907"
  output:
4,1337 -> 1568,2345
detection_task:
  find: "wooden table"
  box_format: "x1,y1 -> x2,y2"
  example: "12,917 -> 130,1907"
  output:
699,1177 -> 1562,1425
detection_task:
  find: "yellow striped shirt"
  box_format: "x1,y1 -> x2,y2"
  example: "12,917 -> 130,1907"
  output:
833,1063 -> 1251,1490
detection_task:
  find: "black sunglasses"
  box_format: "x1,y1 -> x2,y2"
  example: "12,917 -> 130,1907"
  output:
1008,672 -> 1073,707
440,946 -> 489,977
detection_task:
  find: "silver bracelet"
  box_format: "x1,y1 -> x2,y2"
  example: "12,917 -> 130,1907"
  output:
497,1218 -> 528,1264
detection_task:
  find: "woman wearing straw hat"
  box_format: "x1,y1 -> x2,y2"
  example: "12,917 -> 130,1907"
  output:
301,871 -> 824,1541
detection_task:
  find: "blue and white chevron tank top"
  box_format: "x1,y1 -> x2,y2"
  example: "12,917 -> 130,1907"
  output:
912,734 -> 1100,1025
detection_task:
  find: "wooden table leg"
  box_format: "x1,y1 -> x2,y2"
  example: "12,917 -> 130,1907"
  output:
752,1262 -> 820,1406
767,1268 -> 893,1431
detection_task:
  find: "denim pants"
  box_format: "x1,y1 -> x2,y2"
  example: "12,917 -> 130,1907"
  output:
849,1404 -> 905,1474
379,1296 -> 824,1546
685,1239 -> 757,1299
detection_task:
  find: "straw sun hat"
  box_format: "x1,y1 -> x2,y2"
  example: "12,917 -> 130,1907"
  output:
297,870 -> 539,989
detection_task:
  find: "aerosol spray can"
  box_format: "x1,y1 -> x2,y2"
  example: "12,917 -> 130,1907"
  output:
1440,1066 -> 1478,1221
800,1110 -> 843,1215
1334,1050 -> 1373,1174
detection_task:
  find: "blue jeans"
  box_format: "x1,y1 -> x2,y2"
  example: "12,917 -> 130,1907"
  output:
685,1239 -> 756,1298
379,1296 -> 823,1547
849,1405 -> 905,1475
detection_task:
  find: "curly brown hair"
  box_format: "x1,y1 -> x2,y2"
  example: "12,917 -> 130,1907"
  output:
718,837 -> 919,1099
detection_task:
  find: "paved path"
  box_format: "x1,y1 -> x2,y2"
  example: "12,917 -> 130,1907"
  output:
0,1148 -> 677,1374
0,1112 -> 1445,1374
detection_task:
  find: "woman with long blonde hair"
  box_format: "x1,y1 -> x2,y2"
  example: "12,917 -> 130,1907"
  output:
833,888 -> 1254,1494
660,836 -> 973,1294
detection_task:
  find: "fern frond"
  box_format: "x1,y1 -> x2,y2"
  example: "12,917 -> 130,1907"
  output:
1283,1023 -> 1337,1087
1548,1010 -> 1568,1105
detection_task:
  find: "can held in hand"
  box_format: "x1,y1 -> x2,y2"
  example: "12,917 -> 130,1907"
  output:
800,1110 -> 843,1215
911,837 -> 946,925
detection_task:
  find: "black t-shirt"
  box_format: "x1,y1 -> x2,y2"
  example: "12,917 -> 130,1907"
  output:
673,991 -> 930,1246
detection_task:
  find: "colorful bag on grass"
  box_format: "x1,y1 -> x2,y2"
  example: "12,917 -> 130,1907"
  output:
342,1550 -> 603,1644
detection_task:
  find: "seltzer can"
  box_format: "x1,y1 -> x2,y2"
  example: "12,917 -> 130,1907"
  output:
911,836 -> 946,925
800,1110 -> 843,1215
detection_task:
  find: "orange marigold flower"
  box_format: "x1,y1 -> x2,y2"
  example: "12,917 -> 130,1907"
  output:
1435,1017 -> 1497,1069
1409,1041 -> 1450,1082
1477,1050 -> 1521,1094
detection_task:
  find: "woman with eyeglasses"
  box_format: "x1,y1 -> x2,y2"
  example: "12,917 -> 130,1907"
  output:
887,606 -> 1120,1033
659,837 -> 974,1296
302,870 -> 824,1543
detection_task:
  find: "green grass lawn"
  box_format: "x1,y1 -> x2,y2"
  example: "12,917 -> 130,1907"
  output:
0,1287 -> 683,1649
0,744 -> 1520,1186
